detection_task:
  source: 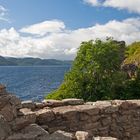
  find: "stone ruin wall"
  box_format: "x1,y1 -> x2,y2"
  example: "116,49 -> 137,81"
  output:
0,85 -> 140,140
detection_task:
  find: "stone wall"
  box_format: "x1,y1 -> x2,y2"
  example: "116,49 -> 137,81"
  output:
0,85 -> 140,140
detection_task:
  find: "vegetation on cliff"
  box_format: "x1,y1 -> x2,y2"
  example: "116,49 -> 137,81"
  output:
124,42 -> 140,65
47,39 -> 140,101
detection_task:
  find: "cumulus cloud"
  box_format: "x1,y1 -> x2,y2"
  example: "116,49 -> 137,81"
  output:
84,0 -> 140,14
1,18 -> 140,59
20,20 -> 65,36
0,5 -> 9,22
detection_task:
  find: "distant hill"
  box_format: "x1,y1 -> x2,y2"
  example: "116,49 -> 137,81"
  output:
0,56 -> 72,66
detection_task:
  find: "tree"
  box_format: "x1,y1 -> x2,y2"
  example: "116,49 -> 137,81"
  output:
47,39 -> 127,101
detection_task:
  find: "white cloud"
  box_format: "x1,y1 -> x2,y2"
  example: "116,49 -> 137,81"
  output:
0,5 -> 9,22
1,18 -> 140,60
84,0 -> 140,14
20,20 -> 65,36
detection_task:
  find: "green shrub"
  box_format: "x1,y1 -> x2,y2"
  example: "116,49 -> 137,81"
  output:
47,39 -> 131,101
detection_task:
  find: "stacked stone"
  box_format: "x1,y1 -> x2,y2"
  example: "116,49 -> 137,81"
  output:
0,85 -> 47,140
33,99 -> 140,139
0,84 -> 21,140
0,85 -> 140,140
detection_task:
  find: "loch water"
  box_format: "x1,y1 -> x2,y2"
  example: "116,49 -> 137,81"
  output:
0,66 -> 70,101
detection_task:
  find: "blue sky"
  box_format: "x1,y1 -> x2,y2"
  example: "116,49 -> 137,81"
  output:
0,0 -> 138,29
0,0 -> 140,59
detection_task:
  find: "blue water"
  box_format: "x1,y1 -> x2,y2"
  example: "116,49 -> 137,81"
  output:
0,66 -> 70,101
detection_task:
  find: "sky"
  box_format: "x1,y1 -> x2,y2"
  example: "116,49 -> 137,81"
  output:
0,0 -> 140,60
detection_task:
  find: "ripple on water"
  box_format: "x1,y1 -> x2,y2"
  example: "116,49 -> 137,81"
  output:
0,66 -> 70,101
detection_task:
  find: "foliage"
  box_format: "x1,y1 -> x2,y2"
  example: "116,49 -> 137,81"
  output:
47,39 -> 140,101
115,69 -> 140,99
47,39 -> 131,101
124,42 -> 140,66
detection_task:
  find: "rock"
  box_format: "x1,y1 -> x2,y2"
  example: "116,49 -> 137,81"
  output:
35,102 -> 45,109
111,100 -> 124,106
0,87 -> 140,140
7,129 -> 73,140
40,124 -> 49,131
120,100 -> 140,110
22,123 -> 49,133
18,108 -> 35,116
7,133 -> 37,140
0,84 -> 6,94
101,117 -> 111,126
21,100 -> 35,110
104,105 -> 119,113
78,105 -> 99,115
94,101 -> 111,108
75,131 -> 89,140
0,94 -> 21,122
7,124 -> 49,140
132,134 -> 140,140
94,101 -> 118,114
53,105 -> 99,116
85,102 -> 95,105
62,98 -> 84,105
128,100 -> 140,106
36,109 -> 55,124
93,137 -> 118,140
42,99 -> 64,107
0,94 -> 11,109
0,103 -> 17,122
0,115 -> 11,140
49,130 -> 74,140
22,123 -> 49,139
79,112 -> 90,121
11,112 -> 36,131
9,95 -> 21,109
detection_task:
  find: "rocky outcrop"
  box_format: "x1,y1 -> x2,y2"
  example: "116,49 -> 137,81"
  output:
0,85 -> 140,140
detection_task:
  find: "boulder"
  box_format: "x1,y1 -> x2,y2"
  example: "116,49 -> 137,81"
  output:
75,131 -> 89,140
0,115 -> 11,140
62,98 -> 84,105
